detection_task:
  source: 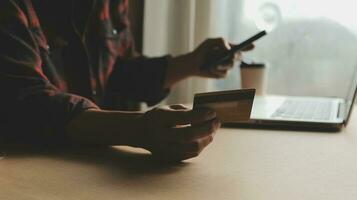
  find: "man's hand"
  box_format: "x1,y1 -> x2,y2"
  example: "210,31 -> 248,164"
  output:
164,37 -> 254,88
140,105 -> 221,162
190,38 -> 254,78
66,105 -> 219,161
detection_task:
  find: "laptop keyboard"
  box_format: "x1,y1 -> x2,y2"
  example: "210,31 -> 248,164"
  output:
271,99 -> 333,121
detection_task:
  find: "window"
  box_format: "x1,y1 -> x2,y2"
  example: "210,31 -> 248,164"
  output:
213,0 -> 357,99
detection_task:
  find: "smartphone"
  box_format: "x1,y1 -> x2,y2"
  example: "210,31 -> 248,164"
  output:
201,30 -> 267,70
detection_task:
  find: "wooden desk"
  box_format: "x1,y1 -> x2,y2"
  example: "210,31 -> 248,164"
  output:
1,112 -> 357,200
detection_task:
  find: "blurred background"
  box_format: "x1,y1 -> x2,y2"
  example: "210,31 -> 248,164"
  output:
131,0 -> 357,105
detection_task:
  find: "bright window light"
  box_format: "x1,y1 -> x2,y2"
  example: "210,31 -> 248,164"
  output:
214,0 -> 357,98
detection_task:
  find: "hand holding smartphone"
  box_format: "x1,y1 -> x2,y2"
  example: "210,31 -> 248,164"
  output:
201,30 -> 267,70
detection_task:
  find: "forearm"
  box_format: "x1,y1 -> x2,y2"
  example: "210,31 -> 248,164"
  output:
108,56 -> 170,105
67,109 -> 147,147
164,53 -> 196,89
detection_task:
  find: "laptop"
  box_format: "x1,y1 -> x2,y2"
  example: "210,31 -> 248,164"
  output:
229,67 -> 357,132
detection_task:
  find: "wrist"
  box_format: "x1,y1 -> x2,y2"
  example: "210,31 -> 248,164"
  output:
174,52 -> 199,75
164,53 -> 197,88
67,109 -> 146,146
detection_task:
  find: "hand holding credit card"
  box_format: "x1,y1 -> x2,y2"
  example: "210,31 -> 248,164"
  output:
193,89 -> 256,123
201,30 -> 267,70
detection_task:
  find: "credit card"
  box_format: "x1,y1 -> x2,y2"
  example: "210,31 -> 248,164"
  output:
193,89 -> 255,123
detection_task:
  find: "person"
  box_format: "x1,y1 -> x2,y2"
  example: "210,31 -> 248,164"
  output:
0,0 -> 253,162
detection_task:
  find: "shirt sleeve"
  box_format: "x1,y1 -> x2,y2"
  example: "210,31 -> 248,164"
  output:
0,1 -> 99,144
106,0 -> 170,106
107,55 -> 170,106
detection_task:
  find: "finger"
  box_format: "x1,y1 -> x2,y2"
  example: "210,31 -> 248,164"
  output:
229,43 -> 255,51
171,118 -> 220,142
241,43 -> 255,51
166,108 -> 217,125
207,38 -> 231,51
177,135 -> 214,154
169,105 -> 192,128
159,152 -> 200,162
215,60 -> 234,70
151,146 -> 200,162
151,128 -> 219,162
168,143 -> 204,161
202,71 -> 228,79
216,65 -> 233,71
207,69 -> 230,79
166,136 -> 214,161
175,152 -> 200,161
169,104 -> 189,111
234,52 -> 242,60
169,105 -> 191,127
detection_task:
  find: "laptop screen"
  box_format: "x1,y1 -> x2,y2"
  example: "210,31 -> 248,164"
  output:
344,65 -> 357,124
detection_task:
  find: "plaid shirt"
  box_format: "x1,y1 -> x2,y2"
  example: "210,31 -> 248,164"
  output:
0,0 -> 170,144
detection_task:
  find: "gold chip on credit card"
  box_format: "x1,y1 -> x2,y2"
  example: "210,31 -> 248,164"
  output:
193,89 -> 256,123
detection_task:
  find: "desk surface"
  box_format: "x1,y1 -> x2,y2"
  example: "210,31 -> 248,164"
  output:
1,112 -> 357,200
